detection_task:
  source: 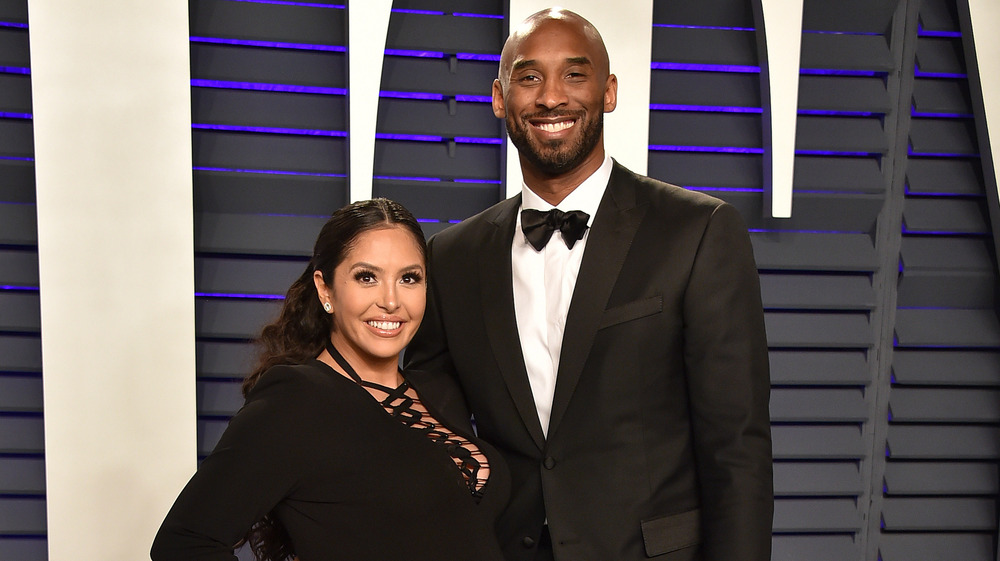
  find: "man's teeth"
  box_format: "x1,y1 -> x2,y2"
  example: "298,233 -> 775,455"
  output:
368,320 -> 401,330
536,121 -> 574,132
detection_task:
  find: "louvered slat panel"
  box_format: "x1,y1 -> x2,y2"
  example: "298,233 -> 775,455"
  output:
772,426 -> 865,459
890,388 -> 1000,422
189,0 -> 349,454
197,341 -> 254,379
795,116 -> 887,153
197,380 -> 245,417
772,462 -> 862,495
719,192 -> 883,232
0,377 -> 41,412
882,498 -> 995,531
0,457 -> 44,494
0,336 -> 41,373
195,300 -> 282,340
0,3 -> 41,553
799,75 -> 892,113
648,152 -> 759,189
887,425 -> 1000,459
903,198 -> 990,234
772,535 -> 861,561
906,159 -> 983,195
884,462 -> 998,494
895,309 -> 1000,347
911,79 -> 973,114
196,214 -> 326,255
892,350 -> 1000,384
196,257 -> 304,296
793,156 -> 885,193
880,534 -> 994,561
374,7 -> 503,225
751,233 -> 879,271
768,350 -> 869,385
765,312 -> 872,347
773,498 -> 863,532
759,274 -> 875,310
0,497 -> 45,534
770,388 -> 868,421
0,417 -> 43,454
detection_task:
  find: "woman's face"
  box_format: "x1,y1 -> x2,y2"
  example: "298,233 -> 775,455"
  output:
316,226 -> 426,368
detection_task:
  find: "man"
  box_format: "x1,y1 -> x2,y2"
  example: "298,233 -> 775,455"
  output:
406,8 -> 773,561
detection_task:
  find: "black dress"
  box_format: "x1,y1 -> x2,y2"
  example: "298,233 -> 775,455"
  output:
151,357 -> 509,561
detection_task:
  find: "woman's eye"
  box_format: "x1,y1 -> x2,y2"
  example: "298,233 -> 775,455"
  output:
401,272 -> 424,284
354,271 -> 376,283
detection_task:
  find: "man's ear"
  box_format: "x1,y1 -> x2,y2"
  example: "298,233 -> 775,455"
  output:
492,79 -> 506,119
603,74 -> 618,113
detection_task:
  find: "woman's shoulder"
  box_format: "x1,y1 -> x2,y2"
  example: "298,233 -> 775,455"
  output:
245,361 -> 351,407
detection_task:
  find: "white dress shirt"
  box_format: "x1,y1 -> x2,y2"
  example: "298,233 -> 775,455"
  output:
512,156 -> 613,436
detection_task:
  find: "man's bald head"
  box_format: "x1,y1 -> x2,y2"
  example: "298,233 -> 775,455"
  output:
497,8 -> 610,92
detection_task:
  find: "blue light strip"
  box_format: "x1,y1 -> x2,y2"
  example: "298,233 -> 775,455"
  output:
374,175 -> 442,182
917,23 -> 961,38
384,48 -> 446,58
456,95 -> 492,103
416,218 -> 441,223
0,21 -> 28,29
453,12 -> 503,19
376,133 -> 443,142
455,137 -> 503,144
0,112 -> 31,119
1,285 -> 39,292
914,68 -> 967,79
911,110 -> 974,119
196,292 -> 285,300
748,228 -> 866,234
907,147 -> 978,158
380,90 -> 444,101
194,166 -> 346,177
454,178 -> 502,184
392,8 -> 444,15
225,0 -> 345,7
649,145 -> 763,154
456,53 -> 501,61
192,123 -> 347,137
190,36 -> 345,52
803,30 -> 882,36
0,66 -> 30,75
795,150 -> 881,156
689,186 -> 763,193
191,79 -> 347,96
0,155 -> 33,162
799,109 -> 878,117
653,24 -> 755,32
800,68 -> 883,76
650,104 -> 762,113
651,62 -> 759,73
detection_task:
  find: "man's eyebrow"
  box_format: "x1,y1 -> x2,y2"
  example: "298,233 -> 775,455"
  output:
510,56 -> 593,73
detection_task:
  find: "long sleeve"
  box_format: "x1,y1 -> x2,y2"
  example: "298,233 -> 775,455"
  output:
681,202 -> 773,561
150,367 -> 309,561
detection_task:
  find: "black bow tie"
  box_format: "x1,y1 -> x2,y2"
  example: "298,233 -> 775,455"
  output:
520,208 -> 591,251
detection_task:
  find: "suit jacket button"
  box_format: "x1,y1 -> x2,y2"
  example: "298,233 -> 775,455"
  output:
543,456 -> 556,469
522,536 -> 535,548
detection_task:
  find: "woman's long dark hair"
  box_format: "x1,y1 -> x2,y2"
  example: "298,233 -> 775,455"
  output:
241,198 -> 426,561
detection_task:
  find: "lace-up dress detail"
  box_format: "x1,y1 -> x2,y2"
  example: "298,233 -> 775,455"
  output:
326,342 -> 490,499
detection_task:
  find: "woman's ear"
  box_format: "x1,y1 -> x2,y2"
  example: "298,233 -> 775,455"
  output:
313,270 -> 333,313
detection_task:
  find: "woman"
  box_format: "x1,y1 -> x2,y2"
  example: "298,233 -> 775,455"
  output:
151,199 -> 508,561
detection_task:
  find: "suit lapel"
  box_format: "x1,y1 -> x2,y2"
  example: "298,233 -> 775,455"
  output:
547,163 -> 648,438
479,195 -> 547,451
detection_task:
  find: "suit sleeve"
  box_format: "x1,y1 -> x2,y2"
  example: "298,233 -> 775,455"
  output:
405,235 -> 458,382
681,203 -> 773,561
150,368 -> 308,561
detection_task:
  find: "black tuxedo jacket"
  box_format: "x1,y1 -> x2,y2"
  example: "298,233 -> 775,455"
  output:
406,162 -> 773,561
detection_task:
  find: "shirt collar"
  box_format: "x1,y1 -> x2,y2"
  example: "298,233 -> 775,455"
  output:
520,156 -> 613,222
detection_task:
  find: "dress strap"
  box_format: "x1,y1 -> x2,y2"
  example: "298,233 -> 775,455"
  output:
324,339 -> 365,384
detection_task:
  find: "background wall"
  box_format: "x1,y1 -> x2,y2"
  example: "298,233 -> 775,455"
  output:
0,0 -> 998,560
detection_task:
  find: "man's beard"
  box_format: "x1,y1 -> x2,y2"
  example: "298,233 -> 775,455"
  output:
505,110 -> 603,175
